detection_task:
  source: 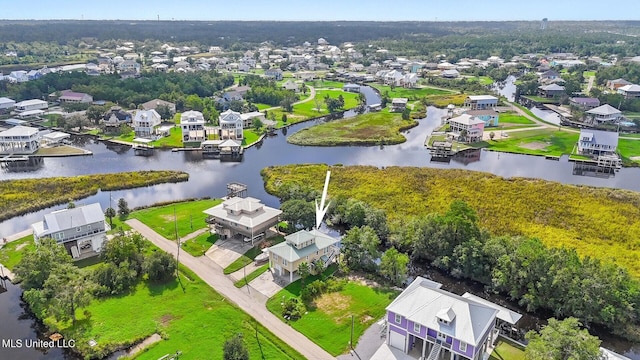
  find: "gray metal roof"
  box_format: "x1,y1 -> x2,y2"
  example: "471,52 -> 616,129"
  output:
461,293 -> 522,325
0,125 -> 40,137
38,203 -> 105,234
587,104 -> 622,116
267,229 -> 340,262
386,277 -> 498,346
579,129 -> 618,148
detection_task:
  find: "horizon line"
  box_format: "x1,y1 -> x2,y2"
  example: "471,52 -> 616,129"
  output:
0,18 -> 637,22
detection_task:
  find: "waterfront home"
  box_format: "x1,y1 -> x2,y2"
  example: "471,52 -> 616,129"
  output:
586,104 -> 622,124
606,78 -> 632,91
448,114 -> 485,143
180,110 -> 206,145
240,111 -> 265,128
102,106 -> 132,132
32,203 -> 108,260
569,97 -> 600,110
577,129 -> 618,156
219,109 -> 244,140
391,98 -> 408,112
343,83 -> 361,93
464,109 -> 499,127
133,109 -> 162,138
464,95 -> 498,110
538,84 -> 565,97
57,89 -> 94,104
0,125 -> 41,155
141,98 -> 176,115
617,84 -> 640,99
267,229 -> 340,282
378,277 -> 499,360
441,69 -> 460,78
203,197 -> 281,243
401,73 -> 419,88
14,99 -> 48,112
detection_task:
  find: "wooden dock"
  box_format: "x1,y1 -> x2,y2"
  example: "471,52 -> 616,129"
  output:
0,263 -> 16,282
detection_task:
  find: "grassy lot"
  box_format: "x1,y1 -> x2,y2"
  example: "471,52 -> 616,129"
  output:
423,93 -> 468,107
623,112 -> 640,119
115,126 -> 183,149
617,139 -> 640,166
499,112 -> 535,125
521,95 -> 559,104
583,70 -> 597,78
287,111 -> 416,146
48,265 -> 303,360
488,339 -> 525,360
262,164 -> 640,277
181,232 -> 218,257
267,278 -> 398,356
370,84 -> 453,100
131,199 -> 222,240
269,89 -> 360,128
0,171 -> 189,223
223,236 -> 284,275
242,129 -> 261,146
465,76 -> 494,85
255,103 -> 272,110
310,80 -> 344,89
234,264 -> 269,288
0,235 -> 35,269
479,128 -> 578,156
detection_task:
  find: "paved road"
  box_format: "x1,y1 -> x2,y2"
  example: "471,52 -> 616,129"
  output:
126,219 -> 334,360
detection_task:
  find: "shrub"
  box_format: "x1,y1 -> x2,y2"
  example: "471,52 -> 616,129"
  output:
144,251 -> 176,282
282,297 -> 305,320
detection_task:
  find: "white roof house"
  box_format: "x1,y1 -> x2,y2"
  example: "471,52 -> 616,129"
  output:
203,197 -> 282,241
15,99 -> 48,112
0,125 -> 41,154
180,110 -> 206,144
586,104 -> 622,123
387,277 -> 498,346
0,97 -> 16,110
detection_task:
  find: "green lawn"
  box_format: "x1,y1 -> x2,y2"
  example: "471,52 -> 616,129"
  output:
310,80 -> 344,89
521,95 -> 559,104
181,232 -> 218,257
242,129 -> 261,146
266,278 -> 398,356
255,103 -> 272,110
370,84 -> 453,100
269,89 -> 360,127
617,139 -> 640,166
223,236 -> 284,275
114,126 -> 183,149
466,76 -> 494,85
131,199 -> 222,240
234,264 -> 269,288
49,265 -> 303,360
488,339 -> 526,360
583,70 -> 597,78
499,112 -> 535,125
287,111 -> 416,146
0,235 -> 35,269
481,128 -> 578,156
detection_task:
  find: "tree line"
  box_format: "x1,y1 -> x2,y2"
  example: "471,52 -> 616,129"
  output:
276,182 -> 640,341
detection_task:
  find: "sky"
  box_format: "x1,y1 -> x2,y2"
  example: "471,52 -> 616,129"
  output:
2,0 -> 639,21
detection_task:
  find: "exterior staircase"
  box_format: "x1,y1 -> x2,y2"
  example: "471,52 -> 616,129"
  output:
426,343 -> 442,360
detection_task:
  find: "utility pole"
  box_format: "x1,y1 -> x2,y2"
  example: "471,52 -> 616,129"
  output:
174,206 -> 180,276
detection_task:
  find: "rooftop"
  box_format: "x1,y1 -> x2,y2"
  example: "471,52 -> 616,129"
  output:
0,125 -> 40,137
587,104 -> 622,116
268,229 -> 340,262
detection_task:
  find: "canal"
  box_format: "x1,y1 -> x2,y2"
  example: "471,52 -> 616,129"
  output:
1,85 -> 639,358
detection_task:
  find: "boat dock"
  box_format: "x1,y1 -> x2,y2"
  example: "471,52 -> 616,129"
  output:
0,263 -> 16,282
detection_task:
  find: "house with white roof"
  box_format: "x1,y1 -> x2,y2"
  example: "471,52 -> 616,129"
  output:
617,84 -> 640,99
0,125 -> 41,154
538,84 -> 565,97
378,277 -> 499,360
464,95 -> 498,110
586,104 -> 622,124
180,110 -> 206,145
577,129 -> 618,156
240,111 -> 266,128
133,109 -> 162,138
0,97 -> 16,112
15,99 -> 48,112
281,80 -> 299,92
32,203 -> 108,260
203,196 -> 282,243
267,229 -> 340,282
219,109 -> 244,140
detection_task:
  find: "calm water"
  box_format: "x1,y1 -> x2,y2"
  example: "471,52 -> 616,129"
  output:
1,85 -> 640,358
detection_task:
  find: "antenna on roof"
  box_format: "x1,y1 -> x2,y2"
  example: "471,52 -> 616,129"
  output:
315,170 -> 331,230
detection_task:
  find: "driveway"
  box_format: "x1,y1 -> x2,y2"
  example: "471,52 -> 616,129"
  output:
337,318 -> 387,360
205,236 -> 254,268
126,219 -> 335,360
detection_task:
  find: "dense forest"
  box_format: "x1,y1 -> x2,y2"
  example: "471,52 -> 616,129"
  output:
0,71 -> 234,107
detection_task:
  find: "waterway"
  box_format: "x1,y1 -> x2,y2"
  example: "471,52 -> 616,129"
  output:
1,85 -> 639,358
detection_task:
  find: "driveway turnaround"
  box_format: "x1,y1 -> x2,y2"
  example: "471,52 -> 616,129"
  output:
126,219 -> 334,360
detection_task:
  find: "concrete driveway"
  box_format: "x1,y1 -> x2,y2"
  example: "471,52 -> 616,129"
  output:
205,236 -> 254,268
247,268 -> 285,298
